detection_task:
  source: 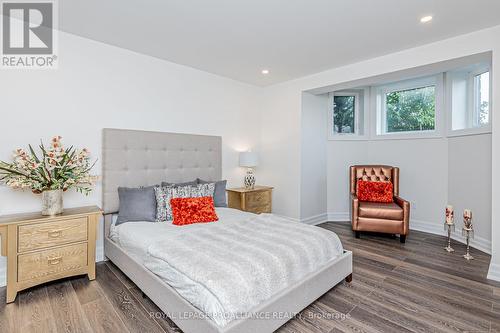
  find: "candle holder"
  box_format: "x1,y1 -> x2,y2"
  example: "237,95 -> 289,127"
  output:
462,227 -> 474,260
462,209 -> 474,260
444,205 -> 454,252
444,222 -> 455,252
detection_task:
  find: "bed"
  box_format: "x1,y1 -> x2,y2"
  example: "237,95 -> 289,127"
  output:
102,128 -> 353,333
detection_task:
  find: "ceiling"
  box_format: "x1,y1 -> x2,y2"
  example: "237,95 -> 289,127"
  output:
59,0 -> 500,86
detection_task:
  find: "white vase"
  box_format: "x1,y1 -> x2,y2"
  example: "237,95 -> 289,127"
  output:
244,168 -> 256,189
41,189 -> 64,216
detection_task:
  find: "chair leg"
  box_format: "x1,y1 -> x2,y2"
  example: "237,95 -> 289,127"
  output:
355,231 -> 360,239
400,235 -> 406,243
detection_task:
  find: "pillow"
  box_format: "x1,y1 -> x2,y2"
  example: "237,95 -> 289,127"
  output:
197,179 -> 227,207
116,186 -> 157,225
154,183 -> 215,222
356,180 -> 394,203
170,196 -> 219,226
161,180 -> 197,188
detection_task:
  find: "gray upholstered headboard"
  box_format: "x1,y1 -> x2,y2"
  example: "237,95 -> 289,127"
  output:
102,128 -> 222,214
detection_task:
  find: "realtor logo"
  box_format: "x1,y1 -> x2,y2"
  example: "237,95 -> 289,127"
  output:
1,1 -> 58,68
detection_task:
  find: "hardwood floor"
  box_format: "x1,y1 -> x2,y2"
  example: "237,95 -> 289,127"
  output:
1,221 -> 499,333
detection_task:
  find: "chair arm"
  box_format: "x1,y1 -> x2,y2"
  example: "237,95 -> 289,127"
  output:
351,194 -> 359,229
394,196 -> 410,235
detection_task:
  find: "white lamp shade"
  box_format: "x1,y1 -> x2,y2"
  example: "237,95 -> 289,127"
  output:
239,151 -> 259,167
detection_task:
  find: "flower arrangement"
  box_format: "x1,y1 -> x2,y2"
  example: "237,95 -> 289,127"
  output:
0,136 -> 97,195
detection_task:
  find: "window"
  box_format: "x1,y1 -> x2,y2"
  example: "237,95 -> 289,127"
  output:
385,86 -> 436,133
333,94 -> 357,134
449,66 -> 491,133
326,60 -> 490,140
328,90 -> 366,140
474,71 -> 490,126
375,76 -> 441,137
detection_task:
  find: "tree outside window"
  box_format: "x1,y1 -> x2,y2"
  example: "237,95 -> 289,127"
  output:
333,95 -> 355,134
385,86 -> 436,133
474,71 -> 489,126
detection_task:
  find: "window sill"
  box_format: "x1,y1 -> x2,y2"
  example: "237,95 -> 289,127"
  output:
447,126 -> 491,138
371,130 -> 443,141
328,135 -> 368,141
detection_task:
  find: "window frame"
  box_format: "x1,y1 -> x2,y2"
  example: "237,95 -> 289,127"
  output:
447,66 -> 492,137
472,69 -> 490,127
372,74 -> 444,140
328,91 -> 364,140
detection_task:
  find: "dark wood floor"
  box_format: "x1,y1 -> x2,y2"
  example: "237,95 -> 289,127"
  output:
1,222 -> 499,333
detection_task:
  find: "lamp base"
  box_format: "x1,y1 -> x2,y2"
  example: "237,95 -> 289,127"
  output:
244,168 -> 255,189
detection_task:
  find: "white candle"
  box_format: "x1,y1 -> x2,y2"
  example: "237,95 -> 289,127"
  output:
445,205 -> 454,224
464,209 -> 472,220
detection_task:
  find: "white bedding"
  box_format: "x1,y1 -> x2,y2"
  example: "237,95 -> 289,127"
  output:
110,208 -> 343,327
110,208 -> 257,262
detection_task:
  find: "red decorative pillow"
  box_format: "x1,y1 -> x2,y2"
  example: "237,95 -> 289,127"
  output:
170,196 -> 219,226
357,180 -> 394,203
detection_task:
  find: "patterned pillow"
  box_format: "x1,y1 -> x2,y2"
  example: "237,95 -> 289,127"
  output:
171,196 -> 219,226
154,183 -> 215,222
356,180 -> 393,203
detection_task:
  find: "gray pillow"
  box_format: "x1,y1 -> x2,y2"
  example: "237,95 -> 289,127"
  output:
116,186 -> 157,225
197,179 -> 227,207
160,180 -> 197,187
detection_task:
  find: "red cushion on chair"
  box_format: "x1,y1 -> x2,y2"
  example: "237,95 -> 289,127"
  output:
357,180 -> 394,203
170,197 -> 219,226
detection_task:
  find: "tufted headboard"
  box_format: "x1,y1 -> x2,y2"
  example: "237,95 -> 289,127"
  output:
350,165 -> 399,197
102,128 -> 222,214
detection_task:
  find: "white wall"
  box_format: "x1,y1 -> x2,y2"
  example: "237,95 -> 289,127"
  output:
300,93 -> 328,223
1,21 -> 499,284
327,134 -> 492,253
259,25 -> 500,279
489,40 -> 500,281
258,84 -> 302,219
327,138 -> 449,227
0,31 -> 262,286
448,134 -> 492,250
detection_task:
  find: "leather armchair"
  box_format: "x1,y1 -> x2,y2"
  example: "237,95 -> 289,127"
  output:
350,165 -> 410,243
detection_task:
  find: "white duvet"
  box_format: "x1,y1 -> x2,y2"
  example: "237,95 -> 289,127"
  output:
111,208 -> 343,327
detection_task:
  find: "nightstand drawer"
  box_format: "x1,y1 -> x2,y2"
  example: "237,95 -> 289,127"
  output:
17,242 -> 88,282
18,217 -> 88,252
246,204 -> 271,214
246,191 -> 271,209
227,186 -> 273,214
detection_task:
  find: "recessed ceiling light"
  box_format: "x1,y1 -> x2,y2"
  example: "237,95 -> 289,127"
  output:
261,69 -> 269,75
420,15 -> 433,23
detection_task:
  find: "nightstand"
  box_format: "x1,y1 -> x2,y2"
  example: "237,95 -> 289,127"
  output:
226,186 -> 273,214
0,205 -> 102,303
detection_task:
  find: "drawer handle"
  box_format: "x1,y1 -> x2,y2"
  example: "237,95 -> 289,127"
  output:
48,230 -> 62,238
47,256 -> 63,265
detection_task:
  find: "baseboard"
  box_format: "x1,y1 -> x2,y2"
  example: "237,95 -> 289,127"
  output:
96,244 -> 105,262
487,263 -> 500,282
327,212 -> 350,222
410,219 -> 444,235
0,265 -> 5,288
411,219 -> 491,254
300,213 -> 328,225
274,214 -> 300,223
326,212 -> 492,254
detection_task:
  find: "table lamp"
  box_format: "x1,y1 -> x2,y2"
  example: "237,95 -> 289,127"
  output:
239,151 -> 258,189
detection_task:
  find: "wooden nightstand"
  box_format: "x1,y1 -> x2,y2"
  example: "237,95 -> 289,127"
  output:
227,186 -> 273,214
0,205 -> 102,303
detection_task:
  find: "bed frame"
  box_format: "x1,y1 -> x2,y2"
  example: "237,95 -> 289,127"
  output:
102,128 -> 353,333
